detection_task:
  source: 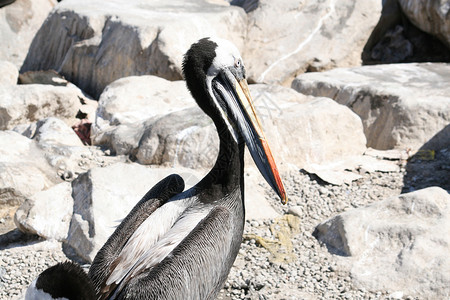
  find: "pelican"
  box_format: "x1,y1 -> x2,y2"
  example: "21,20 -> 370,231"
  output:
26,37 -> 287,300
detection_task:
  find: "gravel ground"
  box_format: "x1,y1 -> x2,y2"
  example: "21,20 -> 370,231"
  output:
1,149 -> 448,299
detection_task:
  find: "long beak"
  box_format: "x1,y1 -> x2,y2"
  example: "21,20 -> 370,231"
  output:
212,70 -> 287,204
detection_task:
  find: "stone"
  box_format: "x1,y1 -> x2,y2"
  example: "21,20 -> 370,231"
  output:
33,117 -> 84,148
16,69 -> 98,124
136,107 -> 218,168
362,0 -> 450,64
14,182 -> 73,241
303,164 -> 362,186
28,117 -> 95,180
92,76 -> 195,154
95,76 -> 194,127
0,60 -> 18,85
0,0 -> 56,67
398,0 -> 450,48
259,96 -> 367,169
0,131 -> 58,206
0,84 -> 85,130
242,0 -> 382,85
292,63 -> 450,150
20,0 -> 246,98
313,187 -> 450,298
303,154 -> 400,185
65,162 -> 205,262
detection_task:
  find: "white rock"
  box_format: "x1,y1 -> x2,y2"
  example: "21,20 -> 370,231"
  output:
260,96 -> 367,169
14,182 -> 73,241
303,154 -> 400,185
0,0 -> 56,67
0,60 -> 18,85
314,187 -> 450,298
65,162 -> 204,262
0,131 -> 58,205
96,76 -> 194,127
287,206 -> 303,218
34,117 -> 84,147
243,0 -> 382,84
92,76 -> 195,153
0,84 -> 84,130
292,63 -> 450,150
303,164 -> 362,186
21,0 -> 246,98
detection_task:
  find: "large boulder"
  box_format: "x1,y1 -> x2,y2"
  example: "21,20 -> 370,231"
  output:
20,0 -> 246,98
313,187 -> 450,298
92,76 -> 195,155
0,0 -> 56,67
14,182 -> 73,241
398,0 -> 450,48
0,84 -> 86,130
0,131 -> 58,206
292,63 -> 450,150
136,106 -> 217,168
242,0 -> 382,84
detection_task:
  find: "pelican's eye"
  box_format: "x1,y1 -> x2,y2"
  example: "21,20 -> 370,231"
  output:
234,58 -> 241,68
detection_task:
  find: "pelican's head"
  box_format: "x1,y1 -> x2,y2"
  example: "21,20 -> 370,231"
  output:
183,37 -> 287,204
25,262 -> 95,300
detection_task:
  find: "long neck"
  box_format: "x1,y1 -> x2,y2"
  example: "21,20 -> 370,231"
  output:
198,117 -> 245,200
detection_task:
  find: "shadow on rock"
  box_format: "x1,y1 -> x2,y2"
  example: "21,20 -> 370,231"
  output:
0,229 -> 40,250
362,0 -> 450,64
402,124 -> 450,193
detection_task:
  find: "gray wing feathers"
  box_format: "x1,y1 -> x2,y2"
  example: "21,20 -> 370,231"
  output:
116,206 -> 235,300
88,174 -> 185,299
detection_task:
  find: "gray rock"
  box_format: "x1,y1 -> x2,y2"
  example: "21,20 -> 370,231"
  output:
0,84 -> 85,130
0,60 -> 18,85
243,0 -> 382,84
314,187 -> 450,298
136,107 -> 218,168
0,0 -> 56,67
398,0 -> 450,48
20,0 -> 246,98
14,182 -> 73,241
292,63 -> 450,150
